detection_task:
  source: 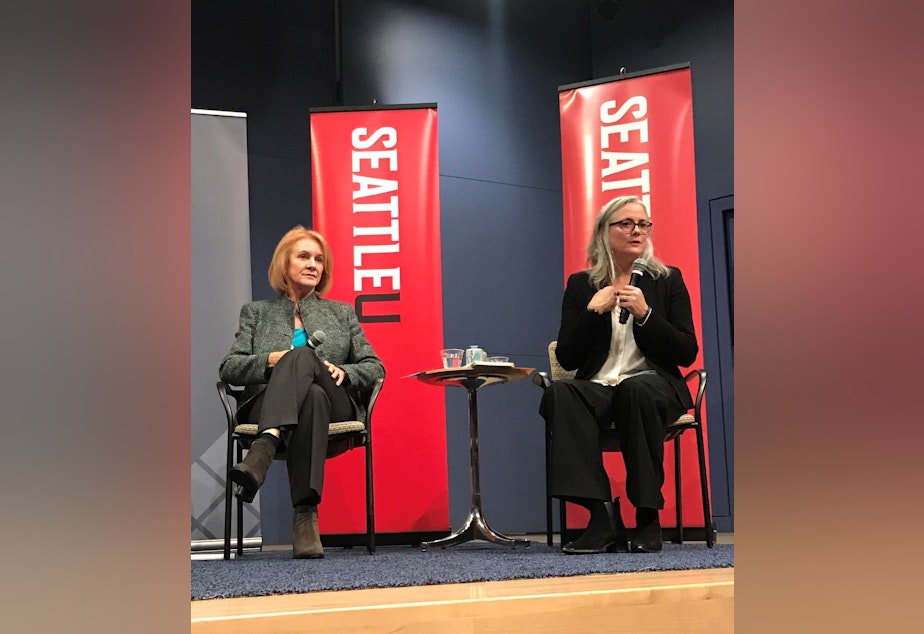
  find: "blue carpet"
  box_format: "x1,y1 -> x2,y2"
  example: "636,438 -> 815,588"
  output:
191,541 -> 733,600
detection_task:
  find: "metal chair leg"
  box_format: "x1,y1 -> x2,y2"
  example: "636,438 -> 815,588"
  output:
559,498 -> 567,547
675,436 -> 684,544
695,422 -> 715,548
235,442 -> 244,556
223,436 -> 234,560
544,422 -> 554,547
365,437 -> 376,554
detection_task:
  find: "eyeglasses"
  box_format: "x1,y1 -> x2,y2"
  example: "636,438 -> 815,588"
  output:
609,219 -> 653,233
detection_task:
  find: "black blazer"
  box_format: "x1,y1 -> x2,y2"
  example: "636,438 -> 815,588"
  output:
555,268 -> 698,410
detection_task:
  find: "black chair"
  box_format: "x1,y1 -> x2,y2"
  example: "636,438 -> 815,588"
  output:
216,377 -> 384,559
532,341 -> 715,548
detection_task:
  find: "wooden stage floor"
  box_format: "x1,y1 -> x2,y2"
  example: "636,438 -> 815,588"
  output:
192,535 -> 735,633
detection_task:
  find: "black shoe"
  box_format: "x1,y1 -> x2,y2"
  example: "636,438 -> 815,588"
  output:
610,497 -> 629,553
630,513 -> 663,553
562,499 -> 628,554
229,437 -> 275,503
562,526 -> 620,554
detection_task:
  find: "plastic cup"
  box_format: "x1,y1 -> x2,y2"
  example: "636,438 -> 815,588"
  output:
440,349 -> 464,368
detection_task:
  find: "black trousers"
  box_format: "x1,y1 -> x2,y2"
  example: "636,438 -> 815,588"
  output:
238,346 -> 354,507
538,373 -> 686,510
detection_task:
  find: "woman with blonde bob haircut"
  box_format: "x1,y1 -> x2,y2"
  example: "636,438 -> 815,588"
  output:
268,226 -> 334,296
539,196 -> 698,555
220,225 -> 384,559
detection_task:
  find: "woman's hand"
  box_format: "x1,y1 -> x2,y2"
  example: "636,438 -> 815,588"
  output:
616,284 -> 649,320
267,350 -> 288,368
323,360 -> 347,386
587,285 -> 620,314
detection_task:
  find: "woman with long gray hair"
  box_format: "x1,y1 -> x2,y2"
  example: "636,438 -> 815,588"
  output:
539,196 -> 698,554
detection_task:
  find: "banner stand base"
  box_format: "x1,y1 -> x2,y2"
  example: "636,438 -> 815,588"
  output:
191,537 -> 262,560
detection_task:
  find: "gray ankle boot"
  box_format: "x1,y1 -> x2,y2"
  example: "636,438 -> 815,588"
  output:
292,505 -> 324,559
229,437 -> 276,503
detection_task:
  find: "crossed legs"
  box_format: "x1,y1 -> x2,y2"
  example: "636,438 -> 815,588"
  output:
230,346 -> 354,558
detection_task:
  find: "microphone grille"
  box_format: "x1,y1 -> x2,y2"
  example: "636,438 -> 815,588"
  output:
632,258 -> 649,273
310,329 -> 326,345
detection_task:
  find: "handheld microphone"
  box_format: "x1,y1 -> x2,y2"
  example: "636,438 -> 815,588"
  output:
619,258 -> 648,324
307,329 -> 326,350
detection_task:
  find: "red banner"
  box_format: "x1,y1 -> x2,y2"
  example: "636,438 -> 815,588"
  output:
310,105 -> 447,534
559,66 -> 709,528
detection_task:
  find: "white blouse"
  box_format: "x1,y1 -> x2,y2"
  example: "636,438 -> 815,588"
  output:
591,310 -> 656,386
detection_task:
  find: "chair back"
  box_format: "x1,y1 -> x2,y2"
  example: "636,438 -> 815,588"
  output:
216,382 -> 244,431
327,377 -> 384,458
348,377 -> 385,429
548,341 -> 576,381
217,377 -> 384,458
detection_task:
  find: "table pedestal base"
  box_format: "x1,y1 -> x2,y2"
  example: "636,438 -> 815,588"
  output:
414,367 -> 535,551
421,506 -> 531,550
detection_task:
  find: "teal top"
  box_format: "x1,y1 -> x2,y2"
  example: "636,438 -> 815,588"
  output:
292,328 -> 307,348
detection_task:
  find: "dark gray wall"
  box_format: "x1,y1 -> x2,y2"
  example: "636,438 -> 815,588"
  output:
192,0 -> 337,296
192,0 -> 734,542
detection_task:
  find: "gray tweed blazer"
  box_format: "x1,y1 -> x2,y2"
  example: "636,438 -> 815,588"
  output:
219,293 -> 385,421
